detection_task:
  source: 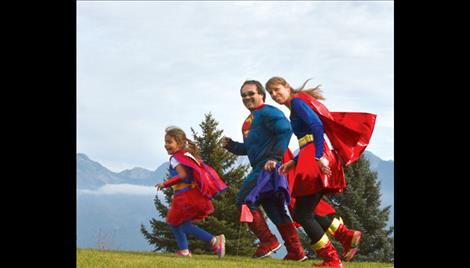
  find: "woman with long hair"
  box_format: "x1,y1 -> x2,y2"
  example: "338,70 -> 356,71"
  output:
266,77 -> 376,268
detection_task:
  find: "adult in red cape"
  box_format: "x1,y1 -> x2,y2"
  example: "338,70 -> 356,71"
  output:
266,76 -> 376,268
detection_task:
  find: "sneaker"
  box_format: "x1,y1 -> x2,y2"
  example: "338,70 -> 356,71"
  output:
283,252 -> 308,262
212,234 -> 226,258
252,241 -> 281,258
176,249 -> 192,257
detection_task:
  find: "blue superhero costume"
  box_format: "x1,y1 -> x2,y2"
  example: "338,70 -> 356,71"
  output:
226,104 -> 292,224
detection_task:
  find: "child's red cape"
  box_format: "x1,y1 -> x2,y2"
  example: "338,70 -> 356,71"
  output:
171,150 -> 228,200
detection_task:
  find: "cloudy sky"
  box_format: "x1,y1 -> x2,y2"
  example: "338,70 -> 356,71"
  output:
77,1 -> 394,172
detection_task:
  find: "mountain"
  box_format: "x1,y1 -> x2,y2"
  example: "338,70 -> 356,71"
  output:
363,151 -> 394,228
77,153 -> 123,189
77,153 -> 169,251
77,153 -> 169,189
363,151 -> 394,206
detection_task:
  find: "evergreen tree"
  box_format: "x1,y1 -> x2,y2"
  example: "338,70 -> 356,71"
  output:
141,113 -> 256,256
328,155 -> 394,262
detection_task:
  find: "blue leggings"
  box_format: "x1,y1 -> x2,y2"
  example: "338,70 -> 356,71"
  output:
170,220 -> 214,250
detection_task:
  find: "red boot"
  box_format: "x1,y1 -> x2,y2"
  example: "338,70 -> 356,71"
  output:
247,209 -> 281,258
327,218 -> 362,261
276,222 -> 308,261
311,234 -> 343,268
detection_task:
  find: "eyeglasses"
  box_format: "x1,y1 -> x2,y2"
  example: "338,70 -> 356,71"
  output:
241,91 -> 257,98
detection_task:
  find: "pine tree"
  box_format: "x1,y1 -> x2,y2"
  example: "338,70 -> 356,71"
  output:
328,155 -> 394,262
141,113 -> 256,256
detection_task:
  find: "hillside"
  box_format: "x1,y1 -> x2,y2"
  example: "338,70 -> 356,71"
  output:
77,248 -> 394,267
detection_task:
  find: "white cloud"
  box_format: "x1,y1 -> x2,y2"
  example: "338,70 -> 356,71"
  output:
77,184 -> 162,196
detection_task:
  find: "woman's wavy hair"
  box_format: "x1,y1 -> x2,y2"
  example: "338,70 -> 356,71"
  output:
165,126 -> 200,159
265,76 -> 325,100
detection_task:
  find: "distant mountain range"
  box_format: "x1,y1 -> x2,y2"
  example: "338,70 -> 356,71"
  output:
77,151 -> 393,252
363,151 -> 394,207
77,153 -> 169,189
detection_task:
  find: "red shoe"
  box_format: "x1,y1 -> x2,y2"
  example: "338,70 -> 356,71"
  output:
333,222 -> 362,261
276,222 -> 307,262
253,240 -> 281,258
313,260 -> 344,268
311,237 -> 343,268
283,251 -> 308,262
248,209 -> 280,258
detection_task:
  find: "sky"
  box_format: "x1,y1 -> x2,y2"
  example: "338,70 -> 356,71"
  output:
77,1 -> 394,172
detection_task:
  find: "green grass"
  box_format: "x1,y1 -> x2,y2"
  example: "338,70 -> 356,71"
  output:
77,248 -> 393,268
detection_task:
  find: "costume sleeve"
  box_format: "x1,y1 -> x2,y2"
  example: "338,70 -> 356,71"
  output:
170,157 -> 180,169
263,108 -> 292,162
163,175 -> 182,187
291,98 -> 324,158
225,139 -> 248,155
164,156 -> 183,187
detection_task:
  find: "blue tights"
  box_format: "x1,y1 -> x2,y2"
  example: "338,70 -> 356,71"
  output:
170,220 -> 214,250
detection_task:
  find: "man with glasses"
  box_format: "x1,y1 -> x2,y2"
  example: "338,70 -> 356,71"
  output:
221,80 -> 307,261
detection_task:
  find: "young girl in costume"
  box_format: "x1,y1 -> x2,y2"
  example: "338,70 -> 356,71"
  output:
156,126 -> 228,258
266,77 -> 376,268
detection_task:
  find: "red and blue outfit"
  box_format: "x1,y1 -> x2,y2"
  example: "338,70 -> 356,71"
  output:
162,150 -> 227,251
290,92 -> 376,197
163,150 -> 227,225
225,103 -> 309,260
288,91 -> 376,256
225,104 -> 292,223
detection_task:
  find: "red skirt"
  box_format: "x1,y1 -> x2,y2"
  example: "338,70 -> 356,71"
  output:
166,188 -> 214,226
292,142 -> 346,197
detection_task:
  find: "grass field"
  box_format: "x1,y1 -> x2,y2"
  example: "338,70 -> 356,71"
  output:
77,248 -> 394,268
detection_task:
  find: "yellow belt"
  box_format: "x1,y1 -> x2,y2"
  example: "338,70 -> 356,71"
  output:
299,134 -> 314,147
172,183 -> 196,191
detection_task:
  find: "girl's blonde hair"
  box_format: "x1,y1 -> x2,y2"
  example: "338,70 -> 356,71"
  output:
165,126 -> 200,158
265,76 -> 325,100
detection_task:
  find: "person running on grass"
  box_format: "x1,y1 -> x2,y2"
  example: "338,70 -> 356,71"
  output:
156,126 -> 227,258
266,76 -> 376,267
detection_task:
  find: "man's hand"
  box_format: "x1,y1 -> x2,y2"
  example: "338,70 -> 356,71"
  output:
263,160 -> 277,172
220,136 -> 232,148
278,160 -> 296,175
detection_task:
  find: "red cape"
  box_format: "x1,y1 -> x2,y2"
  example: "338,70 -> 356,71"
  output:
282,149 -> 336,223
294,92 -> 376,166
283,92 -> 376,226
172,150 -> 228,200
